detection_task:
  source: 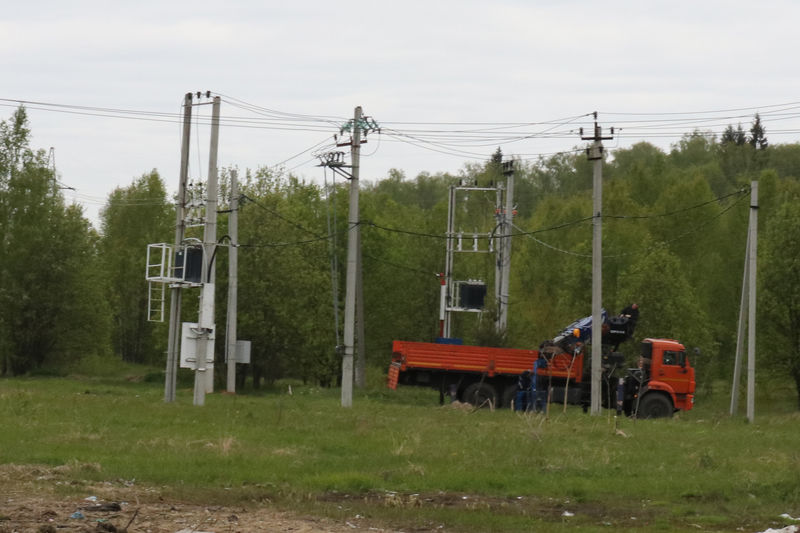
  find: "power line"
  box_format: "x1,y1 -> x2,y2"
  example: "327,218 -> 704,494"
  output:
361,216 -> 593,240
511,222 -> 592,258
0,99 -> 340,133
358,185 -> 748,243
5,94 -> 800,187
512,190 -> 749,259
361,252 -> 435,278
270,136 -> 337,171
239,193 -> 323,238
215,93 -> 347,125
5,96 -> 800,138
238,234 -> 335,248
227,191 -> 749,280
214,192 -> 749,254
606,187 -> 750,220
602,100 -> 800,117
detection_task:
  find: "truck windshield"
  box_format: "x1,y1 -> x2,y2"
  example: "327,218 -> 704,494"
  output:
663,351 -> 686,366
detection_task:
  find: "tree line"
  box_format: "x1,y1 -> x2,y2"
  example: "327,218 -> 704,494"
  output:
2,106 -> 799,408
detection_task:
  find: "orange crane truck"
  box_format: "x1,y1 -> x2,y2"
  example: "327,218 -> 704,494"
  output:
387,337 -> 695,418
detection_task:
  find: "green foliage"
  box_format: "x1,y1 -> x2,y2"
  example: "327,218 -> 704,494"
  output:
235,168 -> 336,388
609,143 -> 669,205
0,107 -> 110,375
749,113 -> 768,150
523,151 -> 592,200
618,247 -> 712,346
722,123 -> 748,146
760,181 -> 800,408
360,175 -> 445,349
766,143 -> 800,179
99,170 -> 172,364
669,131 -> 718,169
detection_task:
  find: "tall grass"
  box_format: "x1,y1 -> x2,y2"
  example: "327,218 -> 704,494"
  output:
1,373 -> 799,532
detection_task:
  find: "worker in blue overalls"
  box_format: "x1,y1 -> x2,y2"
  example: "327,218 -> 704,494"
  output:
531,353 -> 548,413
515,370 -> 532,411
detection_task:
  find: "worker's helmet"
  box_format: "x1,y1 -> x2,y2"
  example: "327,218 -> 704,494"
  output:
573,328 -> 580,338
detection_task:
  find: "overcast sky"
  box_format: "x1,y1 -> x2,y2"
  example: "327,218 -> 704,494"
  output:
4,0 -> 800,226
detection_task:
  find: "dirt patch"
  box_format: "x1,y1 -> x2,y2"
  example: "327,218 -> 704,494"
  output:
0,496 -> 381,532
0,464 -> 761,532
320,489 -> 616,520
0,464 -> 398,532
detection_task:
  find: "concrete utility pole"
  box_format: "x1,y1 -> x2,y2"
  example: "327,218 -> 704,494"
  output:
731,182 -> 759,421
194,95 -> 221,406
317,110 -> 378,403
581,115 -> 613,416
355,233 -> 366,388
730,230 -> 750,415
747,181 -> 758,423
341,106 -> 362,408
494,183 -> 504,330
497,161 -> 515,333
443,185 -> 456,339
226,170 -> 239,393
165,92 -> 193,403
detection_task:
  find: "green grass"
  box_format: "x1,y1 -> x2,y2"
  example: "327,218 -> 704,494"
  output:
1,373 -> 799,532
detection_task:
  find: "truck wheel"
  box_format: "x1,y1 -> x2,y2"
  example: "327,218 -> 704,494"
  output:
501,384 -> 517,409
463,382 -> 497,409
638,393 -> 673,419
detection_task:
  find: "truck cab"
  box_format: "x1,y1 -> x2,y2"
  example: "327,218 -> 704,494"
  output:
625,338 -> 696,417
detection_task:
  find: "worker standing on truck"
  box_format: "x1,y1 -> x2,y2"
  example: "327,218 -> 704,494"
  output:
515,370 -> 532,411
531,353 -> 548,413
608,303 -> 640,351
620,303 -> 639,334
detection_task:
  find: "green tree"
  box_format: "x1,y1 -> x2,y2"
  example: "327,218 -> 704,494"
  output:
760,183 -> 800,409
360,174 -> 447,349
749,113 -> 768,150
99,170 -> 173,364
0,107 -> 109,375
765,143 -> 800,180
490,147 -> 503,166
527,151 -> 592,199
669,131 -> 718,170
616,247 -> 714,359
721,124 -> 747,146
510,190 -> 593,346
236,169 -> 335,387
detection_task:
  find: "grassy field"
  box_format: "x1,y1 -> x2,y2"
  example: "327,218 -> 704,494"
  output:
1,368 -> 799,532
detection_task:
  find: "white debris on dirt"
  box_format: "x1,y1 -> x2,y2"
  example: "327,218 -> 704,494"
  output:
757,526 -> 799,533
